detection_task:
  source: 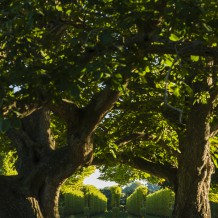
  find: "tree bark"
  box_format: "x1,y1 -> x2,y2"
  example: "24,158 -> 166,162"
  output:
173,103 -> 214,218
0,176 -> 43,218
1,85 -> 120,218
2,109 -> 87,218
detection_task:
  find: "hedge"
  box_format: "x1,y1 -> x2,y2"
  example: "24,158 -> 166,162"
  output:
61,185 -> 107,217
83,185 -> 107,216
110,186 -> 122,208
146,188 -> 174,217
126,186 -> 148,216
63,189 -> 85,216
210,193 -> 218,218
145,189 -> 217,218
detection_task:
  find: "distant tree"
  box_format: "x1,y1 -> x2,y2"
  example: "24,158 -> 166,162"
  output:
122,182 -> 143,197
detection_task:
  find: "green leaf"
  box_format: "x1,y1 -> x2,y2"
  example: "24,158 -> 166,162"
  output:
114,74 -> 122,79
145,66 -> 150,73
184,83 -> 194,97
110,149 -> 117,159
56,5 -> 63,12
202,23 -> 213,32
66,9 -> 72,16
169,33 -> 180,42
212,156 -> 218,168
190,55 -> 200,62
173,87 -> 181,97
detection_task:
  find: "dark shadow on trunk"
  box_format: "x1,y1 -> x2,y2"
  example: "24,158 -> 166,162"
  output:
0,176 -> 43,218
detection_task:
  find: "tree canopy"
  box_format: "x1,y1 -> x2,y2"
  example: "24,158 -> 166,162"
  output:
1,0 -> 217,118
2,0 -> 217,177
0,0 -> 218,217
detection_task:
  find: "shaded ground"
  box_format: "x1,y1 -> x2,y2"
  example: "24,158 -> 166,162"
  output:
65,211 -> 159,218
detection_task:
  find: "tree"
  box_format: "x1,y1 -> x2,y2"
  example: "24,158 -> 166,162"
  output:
97,164 -> 151,186
94,62 -> 218,217
123,181 -> 144,197
0,0 -> 218,218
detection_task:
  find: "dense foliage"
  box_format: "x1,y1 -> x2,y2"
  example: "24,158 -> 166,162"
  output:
0,0 -> 217,217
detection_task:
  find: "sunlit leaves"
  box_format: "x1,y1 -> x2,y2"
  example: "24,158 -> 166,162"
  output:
210,142 -> 218,168
98,164 -> 151,186
194,91 -> 210,105
169,34 -> 180,42
190,55 -> 200,62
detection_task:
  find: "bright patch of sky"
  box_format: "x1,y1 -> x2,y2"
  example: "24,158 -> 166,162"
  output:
83,169 -> 118,189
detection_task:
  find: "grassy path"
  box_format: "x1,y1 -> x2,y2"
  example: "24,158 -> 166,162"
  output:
65,211 -> 159,218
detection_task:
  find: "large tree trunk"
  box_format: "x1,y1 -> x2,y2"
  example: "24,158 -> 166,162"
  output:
3,109 -> 92,218
1,87 -> 120,217
0,176 -> 43,218
173,103 -> 214,218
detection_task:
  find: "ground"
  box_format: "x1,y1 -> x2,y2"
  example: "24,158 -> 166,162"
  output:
64,211 -> 159,218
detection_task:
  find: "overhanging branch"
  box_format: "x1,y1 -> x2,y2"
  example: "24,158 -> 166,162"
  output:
120,154 -> 177,184
85,40 -> 218,58
116,132 -> 148,146
116,131 -> 180,157
142,41 -> 218,57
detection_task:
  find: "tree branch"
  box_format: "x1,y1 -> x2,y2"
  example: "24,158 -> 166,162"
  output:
116,132 -> 149,147
115,131 -> 180,158
79,85 -> 122,138
142,41 -> 218,57
85,40 -> 218,59
120,154 -> 177,184
47,98 -> 79,123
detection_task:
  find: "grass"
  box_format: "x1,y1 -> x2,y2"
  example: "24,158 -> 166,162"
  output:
64,211 -> 160,218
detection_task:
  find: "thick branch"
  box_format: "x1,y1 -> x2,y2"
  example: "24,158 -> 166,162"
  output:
2,101 -> 40,118
116,132 -> 148,146
22,108 -> 54,148
47,98 -> 79,123
142,41 -> 218,57
120,154 -> 177,184
6,128 -> 37,151
78,86 -> 122,138
85,40 -> 218,58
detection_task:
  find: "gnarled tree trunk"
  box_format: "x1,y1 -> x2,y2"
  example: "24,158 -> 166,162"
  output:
0,176 -> 43,218
1,109 -> 82,218
0,87 -> 120,217
173,103 -> 214,218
